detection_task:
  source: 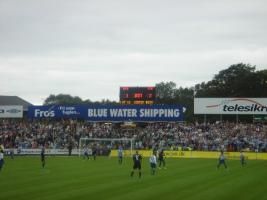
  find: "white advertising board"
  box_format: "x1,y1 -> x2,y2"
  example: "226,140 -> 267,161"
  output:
194,98 -> 267,114
5,149 -> 79,155
0,105 -> 23,118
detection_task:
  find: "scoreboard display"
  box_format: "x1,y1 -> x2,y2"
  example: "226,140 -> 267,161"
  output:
120,86 -> 156,105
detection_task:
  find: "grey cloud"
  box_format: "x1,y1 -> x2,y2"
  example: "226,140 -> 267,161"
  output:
0,0 -> 267,104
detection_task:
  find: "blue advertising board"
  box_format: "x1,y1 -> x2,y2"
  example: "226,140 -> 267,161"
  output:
28,105 -> 184,122
27,105 -> 84,119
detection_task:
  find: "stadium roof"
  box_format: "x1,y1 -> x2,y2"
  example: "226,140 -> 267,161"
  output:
0,96 -> 33,111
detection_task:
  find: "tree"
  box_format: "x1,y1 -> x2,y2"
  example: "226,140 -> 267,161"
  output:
43,94 -> 83,105
253,70 -> 267,97
43,94 -> 119,105
155,81 -> 177,104
195,63 -> 262,97
93,99 -> 119,105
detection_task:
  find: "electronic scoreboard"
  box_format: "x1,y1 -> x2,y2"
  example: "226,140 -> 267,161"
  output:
120,86 -> 156,105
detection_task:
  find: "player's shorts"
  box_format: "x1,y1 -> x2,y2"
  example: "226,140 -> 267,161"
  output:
41,156 -> 45,161
159,157 -> 164,161
0,159 -> 4,168
219,160 -> 225,164
150,163 -> 156,169
133,162 -> 141,170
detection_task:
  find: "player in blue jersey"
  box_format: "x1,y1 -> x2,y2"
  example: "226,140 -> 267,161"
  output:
150,151 -> 157,175
118,146 -> 123,165
130,151 -> 142,178
217,151 -> 227,170
240,151 -> 247,167
41,146 -> 45,168
0,144 -> 4,171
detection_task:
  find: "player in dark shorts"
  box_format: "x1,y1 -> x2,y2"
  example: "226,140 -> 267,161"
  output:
130,151 -> 142,178
41,146 -> 45,168
118,146 -> 123,165
92,144 -> 97,160
68,142 -> 73,156
158,149 -> 166,169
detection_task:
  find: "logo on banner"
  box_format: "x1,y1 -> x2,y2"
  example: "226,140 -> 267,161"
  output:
206,98 -> 267,112
6,109 -> 21,114
34,109 -> 55,117
0,109 -> 4,114
58,106 -> 80,116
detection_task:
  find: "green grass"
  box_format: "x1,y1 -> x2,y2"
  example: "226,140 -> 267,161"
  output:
1,156 -> 267,200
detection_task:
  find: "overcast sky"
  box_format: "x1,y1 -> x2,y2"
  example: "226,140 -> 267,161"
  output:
0,0 -> 267,105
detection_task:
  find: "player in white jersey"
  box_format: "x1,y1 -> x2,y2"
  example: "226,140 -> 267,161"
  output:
0,144 -> 4,171
83,145 -> 90,160
217,151 -> 227,170
240,151 -> 247,167
149,151 -> 157,175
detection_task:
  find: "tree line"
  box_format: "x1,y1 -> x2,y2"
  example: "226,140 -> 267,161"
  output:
43,63 -> 267,122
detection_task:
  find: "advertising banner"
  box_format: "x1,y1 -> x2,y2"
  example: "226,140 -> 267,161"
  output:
0,105 -> 23,118
27,105 -> 83,118
5,148 -> 79,155
86,105 -> 183,122
194,98 -> 267,115
28,105 -> 184,122
109,150 -> 267,160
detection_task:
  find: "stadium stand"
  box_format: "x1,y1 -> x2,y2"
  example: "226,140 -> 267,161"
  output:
0,119 -> 266,152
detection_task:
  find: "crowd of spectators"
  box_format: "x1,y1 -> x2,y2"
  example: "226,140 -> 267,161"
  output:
0,119 -> 267,152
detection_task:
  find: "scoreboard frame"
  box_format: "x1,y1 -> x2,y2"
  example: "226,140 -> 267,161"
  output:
119,86 -> 156,105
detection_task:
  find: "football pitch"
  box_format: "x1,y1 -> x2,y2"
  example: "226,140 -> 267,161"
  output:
1,156 -> 267,200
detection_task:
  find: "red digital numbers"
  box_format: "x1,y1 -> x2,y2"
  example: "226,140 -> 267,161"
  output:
147,87 -> 155,91
121,87 -> 129,91
120,86 -> 155,104
147,93 -> 153,98
134,93 -> 143,98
